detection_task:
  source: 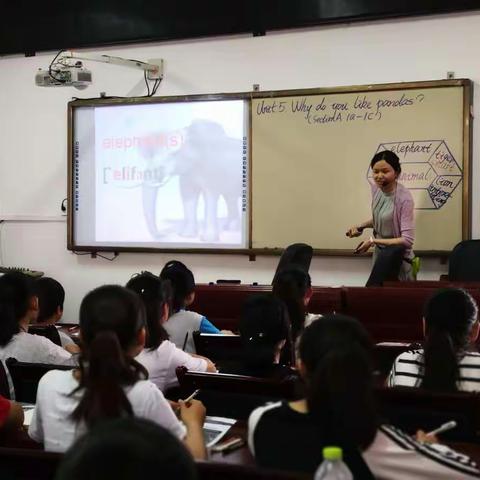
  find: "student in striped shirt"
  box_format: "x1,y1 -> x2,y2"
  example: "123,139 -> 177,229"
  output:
249,315 -> 480,479
388,288 -> 480,392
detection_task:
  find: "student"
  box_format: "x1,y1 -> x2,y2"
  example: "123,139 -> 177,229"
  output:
0,394 -> 24,432
28,285 -> 207,459
0,273 -> 74,366
55,418 -> 197,480
34,277 -> 79,353
346,150 -> 415,284
126,272 -> 216,392
388,288 -> 480,392
248,315 -> 480,479
159,260 -> 223,353
230,295 -> 295,379
272,266 -> 320,337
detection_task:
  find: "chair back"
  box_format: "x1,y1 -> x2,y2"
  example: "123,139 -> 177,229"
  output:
176,367 -> 299,420
28,325 -> 62,347
198,462 -> 310,480
342,287 -> 427,342
376,386 -> 480,442
0,448 -> 309,480
0,447 -> 61,480
193,332 -> 242,362
449,240 -> 480,281
6,358 -> 73,403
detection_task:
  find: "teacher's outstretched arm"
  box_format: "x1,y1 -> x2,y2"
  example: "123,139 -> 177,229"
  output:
346,218 -> 373,238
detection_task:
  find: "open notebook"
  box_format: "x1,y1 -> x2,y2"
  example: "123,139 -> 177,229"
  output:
203,416 -> 236,447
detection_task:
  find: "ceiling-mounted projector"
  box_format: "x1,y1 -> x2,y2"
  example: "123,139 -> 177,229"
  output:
35,63 -> 92,89
35,51 -> 163,92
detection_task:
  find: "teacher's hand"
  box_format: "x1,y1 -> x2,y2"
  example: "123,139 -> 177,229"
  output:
354,238 -> 374,254
346,225 -> 363,238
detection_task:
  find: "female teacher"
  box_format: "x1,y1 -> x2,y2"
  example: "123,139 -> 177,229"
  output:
346,150 -> 415,284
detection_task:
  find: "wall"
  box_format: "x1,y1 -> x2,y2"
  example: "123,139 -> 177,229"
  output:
0,12 -> 479,322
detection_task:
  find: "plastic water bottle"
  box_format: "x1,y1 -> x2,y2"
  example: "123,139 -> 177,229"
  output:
314,446 -> 353,480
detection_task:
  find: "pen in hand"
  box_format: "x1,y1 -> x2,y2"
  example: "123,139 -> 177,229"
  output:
181,389 -> 200,405
426,420 -> 457,437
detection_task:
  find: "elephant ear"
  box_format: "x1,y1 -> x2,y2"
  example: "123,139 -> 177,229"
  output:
187,119 -> 226,145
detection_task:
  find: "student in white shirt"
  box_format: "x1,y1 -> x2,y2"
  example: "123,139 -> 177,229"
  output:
0,273 -> 74,366
126,271 -> 216,392
249,315 -> 480,479
388,288 -> 480,392
34,277 -> 80,354
28,285 -> 207,459
160,260 -> 225,353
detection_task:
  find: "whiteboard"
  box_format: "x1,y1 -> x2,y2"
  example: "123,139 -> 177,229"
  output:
251,80 -> 471,254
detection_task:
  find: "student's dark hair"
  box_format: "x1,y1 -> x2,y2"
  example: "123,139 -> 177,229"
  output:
239,294 -> 292,369
159,260 -> 195,312
421,288 -> 478,392
272,266 -> 311,339
0,273 -> 35,347
126,272 -> 170,351
35,277 -> 65,323
370,150 -> 401,174
299,314 -> 377,450
72,285 -> 148,427
55,418 -> 197,480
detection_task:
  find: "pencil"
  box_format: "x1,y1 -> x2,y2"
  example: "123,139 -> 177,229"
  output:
182,332 -> 189,351
182,389 -> 200,404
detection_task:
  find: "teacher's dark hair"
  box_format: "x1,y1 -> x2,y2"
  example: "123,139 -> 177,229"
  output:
422,288 -> 478,392
370,150 -> 401,174
0,273 -> 35,346
71,285 -> 148,427
126,272 -> 170,351
298,314 -> 377,449
55,418 -> 197,480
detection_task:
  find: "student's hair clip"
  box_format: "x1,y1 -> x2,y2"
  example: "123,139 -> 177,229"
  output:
248,332 -> 265,342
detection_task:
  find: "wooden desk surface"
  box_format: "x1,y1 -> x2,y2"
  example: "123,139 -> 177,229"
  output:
1,422 -> 480,480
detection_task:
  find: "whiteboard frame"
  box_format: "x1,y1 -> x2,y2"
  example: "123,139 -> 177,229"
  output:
67,93 -> 253,254
67,79 -> 472,257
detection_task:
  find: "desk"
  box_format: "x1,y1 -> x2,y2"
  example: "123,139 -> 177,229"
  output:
1,423 -> 480,480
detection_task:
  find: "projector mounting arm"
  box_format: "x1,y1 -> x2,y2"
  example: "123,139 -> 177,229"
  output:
59,51 -> 163,80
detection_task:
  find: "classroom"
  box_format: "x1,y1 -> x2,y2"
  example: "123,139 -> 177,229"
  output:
1,7 -> 479,321
1,4 -> 480,479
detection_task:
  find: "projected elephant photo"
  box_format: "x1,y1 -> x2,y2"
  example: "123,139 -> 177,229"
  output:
140,119 -> 243,243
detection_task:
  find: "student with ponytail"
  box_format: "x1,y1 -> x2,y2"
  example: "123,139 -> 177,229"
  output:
388,288 -> 480,392
228,294 -> 295,379
159,260 -> 228,354
28,285 -> 207,459
272,266 -> 319,339
249,315 -> 480,479
0,273 -> 74,365
126,271 -> 216,392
